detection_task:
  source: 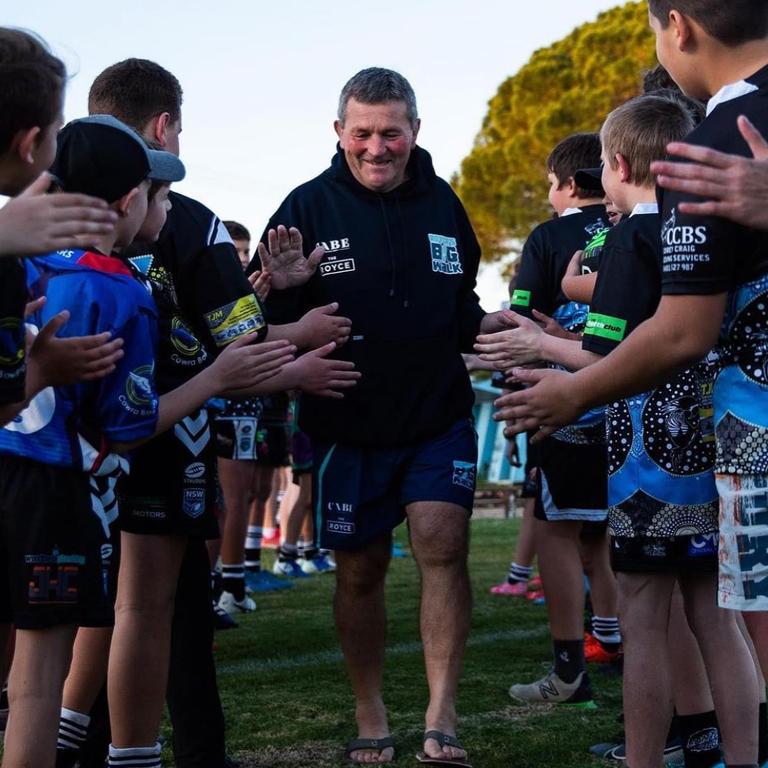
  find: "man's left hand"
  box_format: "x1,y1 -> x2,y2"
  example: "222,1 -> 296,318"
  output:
493,367 -> 582,435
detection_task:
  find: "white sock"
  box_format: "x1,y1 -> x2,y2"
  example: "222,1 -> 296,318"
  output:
58,707 -> 90,751
108,742 -> 162,767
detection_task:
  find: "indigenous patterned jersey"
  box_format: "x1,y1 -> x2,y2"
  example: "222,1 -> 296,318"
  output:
583,207 -> 718,539
660,64 -> 768,474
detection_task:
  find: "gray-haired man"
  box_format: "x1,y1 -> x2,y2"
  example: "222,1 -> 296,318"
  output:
253,68 -> 510,767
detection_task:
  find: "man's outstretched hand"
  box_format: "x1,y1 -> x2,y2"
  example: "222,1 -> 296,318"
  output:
256,225 -> 325,290
0,172 -> 118,257
288,342 -> 361,399
493,367 -> 582,437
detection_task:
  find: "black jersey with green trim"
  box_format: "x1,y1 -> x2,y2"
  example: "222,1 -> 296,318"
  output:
583,209 -> 717,536
659,63 -> 768,474
511,204 -> 607,318
123,192 -> 267,395
0,258 -> 27,405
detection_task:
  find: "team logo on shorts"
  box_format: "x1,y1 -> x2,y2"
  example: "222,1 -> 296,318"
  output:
688,532 -> 717,557
452,461 -> 476,490
183,488 -> 205,519
325,501 -> 355,535
428,234 -> 463,275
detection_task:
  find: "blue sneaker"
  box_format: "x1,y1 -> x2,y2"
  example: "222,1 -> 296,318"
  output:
272,558 -> 309,578
244,570 -> 293,592
392,543 -> 409,558
310,553 -> 336,573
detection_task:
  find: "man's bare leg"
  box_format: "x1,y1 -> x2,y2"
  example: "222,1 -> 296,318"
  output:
408,501 -> 471,763
334,532 -> 393,764
580,529 -> 617,620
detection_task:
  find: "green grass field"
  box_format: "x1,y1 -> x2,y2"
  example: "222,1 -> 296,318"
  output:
205,518 -> 623,768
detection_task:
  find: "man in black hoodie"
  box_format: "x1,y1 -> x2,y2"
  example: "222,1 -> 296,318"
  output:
254,67 -> 508,767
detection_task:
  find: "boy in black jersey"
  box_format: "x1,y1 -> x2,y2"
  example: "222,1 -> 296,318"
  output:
498,134 -> 619,707
88,59 -> 360,768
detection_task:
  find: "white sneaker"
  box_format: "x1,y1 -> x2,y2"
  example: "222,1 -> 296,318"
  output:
218,591 -> 256,614
298,556 -> 319,575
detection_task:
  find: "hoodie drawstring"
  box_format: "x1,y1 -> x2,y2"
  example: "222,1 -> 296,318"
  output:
378,195 -> 397,298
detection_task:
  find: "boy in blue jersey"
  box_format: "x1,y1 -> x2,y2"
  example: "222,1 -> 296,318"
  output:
0,29 -> 125,430
0,115 -> 294,768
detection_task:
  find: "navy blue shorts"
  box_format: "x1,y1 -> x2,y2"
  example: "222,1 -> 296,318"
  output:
313,418 -> 477,551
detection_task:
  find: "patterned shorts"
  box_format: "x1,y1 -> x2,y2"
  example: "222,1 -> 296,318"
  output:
715,473 -> 768,611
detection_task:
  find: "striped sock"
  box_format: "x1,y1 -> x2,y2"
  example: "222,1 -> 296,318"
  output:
278,543 -> 298,562
108,743 -> 161,767
57,707 -> 90,752
245,526 -> 263,572
507,562 -> 533,584
591,615 -> 622,646
221,562 -> 246,601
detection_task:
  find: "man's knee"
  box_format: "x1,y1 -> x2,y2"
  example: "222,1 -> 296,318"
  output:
335,539 -> 391,596
408,503 -> 469,568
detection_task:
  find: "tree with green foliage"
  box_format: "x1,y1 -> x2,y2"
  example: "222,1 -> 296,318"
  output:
453,1 -> 658,261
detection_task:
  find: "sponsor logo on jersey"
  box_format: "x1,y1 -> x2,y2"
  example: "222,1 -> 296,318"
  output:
319,257 -> 356,277
204,295 -> 265,347
661,208 -> 708,247
184,462 -> 206,480
428,234 -> 463,275
316,237 -> 350,253
128,252 -> 154,276
510,289 -> 531,308
183,488 -> 205,519
0,317 -> 24,366
452,460 -> 476,490
585,312 -> 627,342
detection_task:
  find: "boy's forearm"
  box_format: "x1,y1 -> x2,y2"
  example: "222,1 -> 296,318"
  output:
561,273 -> 597,304
224,365 -> 298,398
569,295 -> 724,411
266,322 -> 305,348
540,334 -> 602,371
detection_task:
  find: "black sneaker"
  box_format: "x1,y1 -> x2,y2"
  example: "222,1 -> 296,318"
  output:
213,602 -> 238,630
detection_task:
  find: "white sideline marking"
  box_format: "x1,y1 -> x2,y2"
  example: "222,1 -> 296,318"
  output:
217,625 -> 549,676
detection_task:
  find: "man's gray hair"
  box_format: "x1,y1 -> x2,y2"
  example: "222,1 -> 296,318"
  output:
337,67 -> 418,126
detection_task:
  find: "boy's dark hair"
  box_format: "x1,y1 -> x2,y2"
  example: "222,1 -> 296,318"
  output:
0,28 -> 65,154
601,94 -> 696,187
642,64 -> 677,93
642,64 -> 705,126
223,221 -> 250,242
648,0 -> 768,46
88,58 -> 183,130
546,133 -> 602,199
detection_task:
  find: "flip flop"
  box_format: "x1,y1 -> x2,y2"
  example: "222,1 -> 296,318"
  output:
345,735 -> 395,764
416,730 -> 473,768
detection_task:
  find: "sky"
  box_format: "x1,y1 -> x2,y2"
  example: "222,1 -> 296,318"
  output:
6,0 -> 625,307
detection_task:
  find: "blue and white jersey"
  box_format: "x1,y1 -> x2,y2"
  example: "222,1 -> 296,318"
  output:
0,250 -> 159,469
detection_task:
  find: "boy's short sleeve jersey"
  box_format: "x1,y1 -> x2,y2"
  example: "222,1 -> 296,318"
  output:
659,64 -> 768,474
0,258 -> 28,405
124,192 -> 267,395
583,214 -> 662,357
0,251 -> 159,468
512,205 -> 608,322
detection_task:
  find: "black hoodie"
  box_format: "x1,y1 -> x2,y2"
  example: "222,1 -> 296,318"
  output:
259,145 -> 486,448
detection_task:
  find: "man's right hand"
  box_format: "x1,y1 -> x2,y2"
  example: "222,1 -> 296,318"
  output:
0,172 -> 118,257
256,225 -> 325,289
287,342 -> 361,398
296,303 -> 352,349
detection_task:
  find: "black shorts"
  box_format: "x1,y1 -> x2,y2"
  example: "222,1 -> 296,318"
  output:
0,455 -> 116,629
120,407 -> 219,538
534,436 -> 607,524
520,434 -> 539,499
214,398 -> 262,461
257,423 -> 290,467
611,533 -> 719,574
